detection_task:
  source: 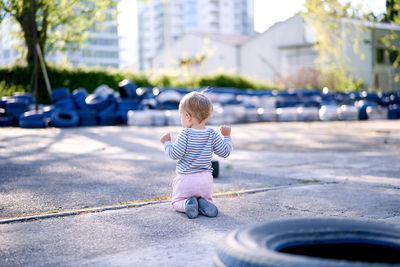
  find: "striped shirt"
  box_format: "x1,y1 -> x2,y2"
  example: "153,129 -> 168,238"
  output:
164,128 -> 233,174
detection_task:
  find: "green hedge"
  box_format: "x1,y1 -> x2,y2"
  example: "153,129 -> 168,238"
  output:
0,65 -> 277,103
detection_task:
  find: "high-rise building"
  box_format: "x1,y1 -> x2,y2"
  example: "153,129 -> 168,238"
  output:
0,18 -> 20,66
0,8 -> 119,69
137,0 -> 254,71
50,9 -> 120,69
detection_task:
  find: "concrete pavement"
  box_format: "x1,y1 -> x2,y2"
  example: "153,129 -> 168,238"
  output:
0,121 -> 400,266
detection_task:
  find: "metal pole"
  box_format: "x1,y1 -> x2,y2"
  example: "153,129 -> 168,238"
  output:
32,0 -> 38,111
36,44 -> 52,96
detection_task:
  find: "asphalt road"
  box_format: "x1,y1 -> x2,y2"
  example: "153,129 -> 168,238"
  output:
0,121 -> 399,266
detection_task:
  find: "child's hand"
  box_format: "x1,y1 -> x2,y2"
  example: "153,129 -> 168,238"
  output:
220,125 -> 231,137
160,132 -> 171,144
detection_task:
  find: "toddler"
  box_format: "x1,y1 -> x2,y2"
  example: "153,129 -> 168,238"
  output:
160,91 -> 233,219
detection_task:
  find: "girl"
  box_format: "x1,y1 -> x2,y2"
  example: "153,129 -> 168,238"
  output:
160,91 -> 233,219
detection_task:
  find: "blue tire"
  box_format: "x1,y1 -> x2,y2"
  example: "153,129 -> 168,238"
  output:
358,104 -> 370,120
51,88 -> 70,103
54,97 -> 76,110
13,92 -> 34,105
85,94 -> 109,111
77,109 -> 98,126
118,79 -> 138,99
0,97 -> 8,109
72,88 -> 89,110
97,101 -> 120,126
0,116 -> 15,127
388,105 -> 400,119
6,99 -> 27,118
42,105 -> 55,118
19,110 -> 47,128
50,110 -> 79,128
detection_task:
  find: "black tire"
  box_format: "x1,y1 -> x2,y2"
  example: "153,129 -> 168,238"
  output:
212,160 -> 219,178
215,217 -> 400,267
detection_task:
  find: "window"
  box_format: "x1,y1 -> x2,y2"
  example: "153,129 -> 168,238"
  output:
3,49 -> 10,59
88,38 -> 118,46
376,48 -> 399,65
82,50 -> 119,58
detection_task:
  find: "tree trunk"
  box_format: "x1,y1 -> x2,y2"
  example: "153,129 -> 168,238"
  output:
15,5 -> 46,66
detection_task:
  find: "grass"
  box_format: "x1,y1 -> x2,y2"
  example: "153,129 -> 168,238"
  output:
300,179 -> 321,184
225,164 -> 233,170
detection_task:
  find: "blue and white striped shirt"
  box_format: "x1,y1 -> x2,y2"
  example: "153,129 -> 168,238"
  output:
164,128 -> 233,174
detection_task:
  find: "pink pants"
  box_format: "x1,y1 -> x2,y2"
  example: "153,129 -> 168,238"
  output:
171,171 -> 213,212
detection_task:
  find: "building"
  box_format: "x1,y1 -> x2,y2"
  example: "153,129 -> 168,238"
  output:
240,13 -> 318,85
62,22 -> 119,69
240,13 -> 400,90
137,0 -> 254,71
152,13 -> 400,90
0,8 -> 119,69
0,18 -> 20,66
152,32 -> 250,74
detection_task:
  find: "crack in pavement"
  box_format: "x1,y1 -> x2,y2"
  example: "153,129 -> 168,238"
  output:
0,182 -> 334,225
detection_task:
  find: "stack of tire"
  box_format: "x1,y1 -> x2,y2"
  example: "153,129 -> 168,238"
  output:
117,80 -> 142,124
1,93 -> 34,127
49,87 -> 79,127
357,92 -> 388,120
91,85 -> 122,126
382,92 -> 400,120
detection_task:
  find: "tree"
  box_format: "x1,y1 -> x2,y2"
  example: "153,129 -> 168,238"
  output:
302,0 -> 400,91
0,0 -> 118,66
384,0 -> 400,22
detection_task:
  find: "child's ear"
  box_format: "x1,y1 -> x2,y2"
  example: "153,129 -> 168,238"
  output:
185,112 -> 192,121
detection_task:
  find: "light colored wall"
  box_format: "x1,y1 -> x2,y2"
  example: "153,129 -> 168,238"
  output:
240,14 -> 308,82
152,34 -> 238,74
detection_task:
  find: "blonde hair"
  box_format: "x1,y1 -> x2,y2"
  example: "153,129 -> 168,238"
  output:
179,91 -> 213,122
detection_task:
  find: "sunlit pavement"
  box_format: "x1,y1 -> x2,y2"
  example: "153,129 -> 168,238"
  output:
1,121 -> 400,266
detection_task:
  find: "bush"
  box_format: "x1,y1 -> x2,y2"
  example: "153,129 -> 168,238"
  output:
0,65 -> 278,104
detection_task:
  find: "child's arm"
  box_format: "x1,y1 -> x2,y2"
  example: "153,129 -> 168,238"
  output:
212,126 -> 233,158
161,130 -> 188,160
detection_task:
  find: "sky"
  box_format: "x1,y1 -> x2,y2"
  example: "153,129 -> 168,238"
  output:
118,0 -> 388,69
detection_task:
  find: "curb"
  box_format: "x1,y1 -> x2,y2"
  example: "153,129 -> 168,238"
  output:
0,182 -> 331,224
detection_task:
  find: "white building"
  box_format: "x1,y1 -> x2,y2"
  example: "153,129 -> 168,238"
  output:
240,13 -> 318,84
153,13 -> 400,90
152,32 -> 250,74
137,0 -> 254,71
240,13 -> 400,90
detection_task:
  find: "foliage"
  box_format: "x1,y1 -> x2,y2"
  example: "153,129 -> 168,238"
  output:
0,66 -> 276,103
302,0 -> 400,91
0,0 -> 118,65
